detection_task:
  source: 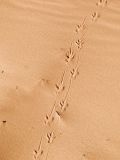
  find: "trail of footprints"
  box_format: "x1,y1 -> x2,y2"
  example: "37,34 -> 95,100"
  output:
96,0 -> 107,7
92,0 -> 108,22
33,1 -> 108,159
33,18 -> 86,160
0,1 -> 109,159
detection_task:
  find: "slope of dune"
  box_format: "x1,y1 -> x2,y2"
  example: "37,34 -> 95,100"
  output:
0,0 -> 120,160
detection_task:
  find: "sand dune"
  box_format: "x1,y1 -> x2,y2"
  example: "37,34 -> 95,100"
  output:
0,0 -> 120,159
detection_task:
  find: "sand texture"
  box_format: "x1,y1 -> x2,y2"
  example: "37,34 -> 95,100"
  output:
0,0 -> 120,159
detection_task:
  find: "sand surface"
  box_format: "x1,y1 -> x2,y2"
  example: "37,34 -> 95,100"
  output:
0,0 -> 120,159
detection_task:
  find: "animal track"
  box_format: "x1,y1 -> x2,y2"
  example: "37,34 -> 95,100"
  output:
33,150 -> 38,160
55,71 -> 66,95
65,47 -> 75,63
70,67 -> 79,79
33,0 -> 110,158
44,113 -> 54,125
33,149 -> 43,160
55,82 -> 65,94
75,18 -> 87,33
96,0 -> 107,7
56,100 -> 69,117
91,12 -> 100,21
75,25 -> 81,33
59,100 -> 68,112
75,39 -> 84,49
34,18 -> 87,160
33,137 -> 44,160
46,131 -> 56,144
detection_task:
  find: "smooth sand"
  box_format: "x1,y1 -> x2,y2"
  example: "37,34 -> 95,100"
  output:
0,0 -> 120,159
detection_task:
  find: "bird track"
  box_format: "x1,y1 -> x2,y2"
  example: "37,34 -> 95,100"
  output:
33,1 -> 109,159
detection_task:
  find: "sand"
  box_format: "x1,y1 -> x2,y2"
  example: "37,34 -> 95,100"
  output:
0,0 -> 120,159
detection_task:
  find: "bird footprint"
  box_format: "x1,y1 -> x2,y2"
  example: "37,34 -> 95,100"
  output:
55,82 -> 65,95
33,137 -> 44,160
75,39 -> 84,49
46,132 -> 56,144
56,100 -> 69,117
33,149 -> 43,160
65,47 -> 75,63
55,71 -> 65,95
70,67 -> 79,79
44,113 -> 54,125
96,0 -> 107,7
91,12 -> 100,21
59,100 -> 68,112
75,18 -> 86,33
